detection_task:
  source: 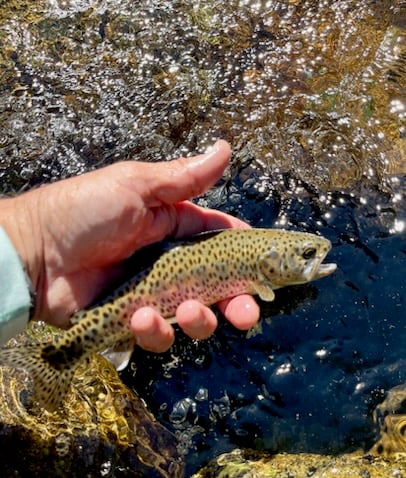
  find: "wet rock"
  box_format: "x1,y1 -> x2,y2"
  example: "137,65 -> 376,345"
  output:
192,448 -> 406,478
370,384 -> 406,456
0,325 -> 183,478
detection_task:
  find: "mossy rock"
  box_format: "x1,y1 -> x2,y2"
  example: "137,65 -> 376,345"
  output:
192,448 -> 406,478
193,383 -> 406,477
0,325 -> 184,477
370,384 -> 406,457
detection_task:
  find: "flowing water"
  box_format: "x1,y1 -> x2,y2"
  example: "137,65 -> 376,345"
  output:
0,0 -> 405,476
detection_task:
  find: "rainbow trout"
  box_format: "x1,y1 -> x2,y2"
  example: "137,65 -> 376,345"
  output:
0,228 -> 336,411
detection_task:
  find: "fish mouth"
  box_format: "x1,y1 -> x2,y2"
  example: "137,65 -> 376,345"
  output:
314,262 -> 337,279
301,259 -> 337,283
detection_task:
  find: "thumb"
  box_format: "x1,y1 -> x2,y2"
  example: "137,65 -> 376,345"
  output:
137,140 -> 231,206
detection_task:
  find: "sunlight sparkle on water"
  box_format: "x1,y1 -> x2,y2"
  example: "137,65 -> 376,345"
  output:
240,0 -> 274,11
390,219 -> 405,234
315,348 -> 328,359
275,362 -> 293,375
390,99 -> 406,116
275,215 -> 288,227
354,382 -> 366,393
391,193 -> 403,204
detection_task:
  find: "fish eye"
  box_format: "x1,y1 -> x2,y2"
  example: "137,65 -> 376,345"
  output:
302,247 -> 317,260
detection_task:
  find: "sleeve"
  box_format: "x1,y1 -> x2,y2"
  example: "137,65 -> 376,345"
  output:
0,226 -> 33,346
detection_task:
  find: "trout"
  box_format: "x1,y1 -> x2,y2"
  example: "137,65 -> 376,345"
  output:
0,228 -> 336,411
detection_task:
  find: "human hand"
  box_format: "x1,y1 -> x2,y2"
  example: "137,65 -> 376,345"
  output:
0,140 -> 260,351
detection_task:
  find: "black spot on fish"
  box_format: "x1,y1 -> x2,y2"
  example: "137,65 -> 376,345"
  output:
42,341 -> 83,371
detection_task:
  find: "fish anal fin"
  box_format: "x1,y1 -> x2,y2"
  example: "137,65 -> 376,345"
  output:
102,335 -> 135,371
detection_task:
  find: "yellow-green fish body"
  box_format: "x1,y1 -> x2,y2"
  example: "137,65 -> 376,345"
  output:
0,228 -> 336,411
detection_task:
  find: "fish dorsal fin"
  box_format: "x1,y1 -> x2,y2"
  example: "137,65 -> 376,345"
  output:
102,232 -> 226,299
84,230 -> 229,309
126,231 -> 226,271
170,229 -> 226,246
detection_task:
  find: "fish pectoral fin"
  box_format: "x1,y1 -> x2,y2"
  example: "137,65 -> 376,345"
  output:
252,281 -> 275,302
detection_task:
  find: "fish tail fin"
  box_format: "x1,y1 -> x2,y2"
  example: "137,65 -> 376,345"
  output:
0,343 -> 79,412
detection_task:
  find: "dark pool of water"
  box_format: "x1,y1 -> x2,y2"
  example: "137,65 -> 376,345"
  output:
122,170 -> 405,475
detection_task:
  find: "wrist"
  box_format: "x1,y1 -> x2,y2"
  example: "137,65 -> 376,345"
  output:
0,193 -> 44,317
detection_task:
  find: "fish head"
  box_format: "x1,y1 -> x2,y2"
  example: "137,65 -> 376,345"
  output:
258,230 -> 337,288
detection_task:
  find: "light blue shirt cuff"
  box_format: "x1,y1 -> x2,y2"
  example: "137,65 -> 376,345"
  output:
0,226 -> 31,345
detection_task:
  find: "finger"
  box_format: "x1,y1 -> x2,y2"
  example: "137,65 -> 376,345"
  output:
218,295 -> 260,330
172,201 -> 251,238
132,140 -> 232,206
130,307 -> 175,352
176,300 -> 218,339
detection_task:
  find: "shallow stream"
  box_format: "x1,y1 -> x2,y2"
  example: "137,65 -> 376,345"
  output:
0,0 -> 405,476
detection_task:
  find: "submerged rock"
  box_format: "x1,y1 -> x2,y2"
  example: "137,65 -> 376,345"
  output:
370,384 -> 406,456
194,385 -> 406,478
192,448 -> 406,478
0,1 -> 405,193
0,325 -> 183,478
